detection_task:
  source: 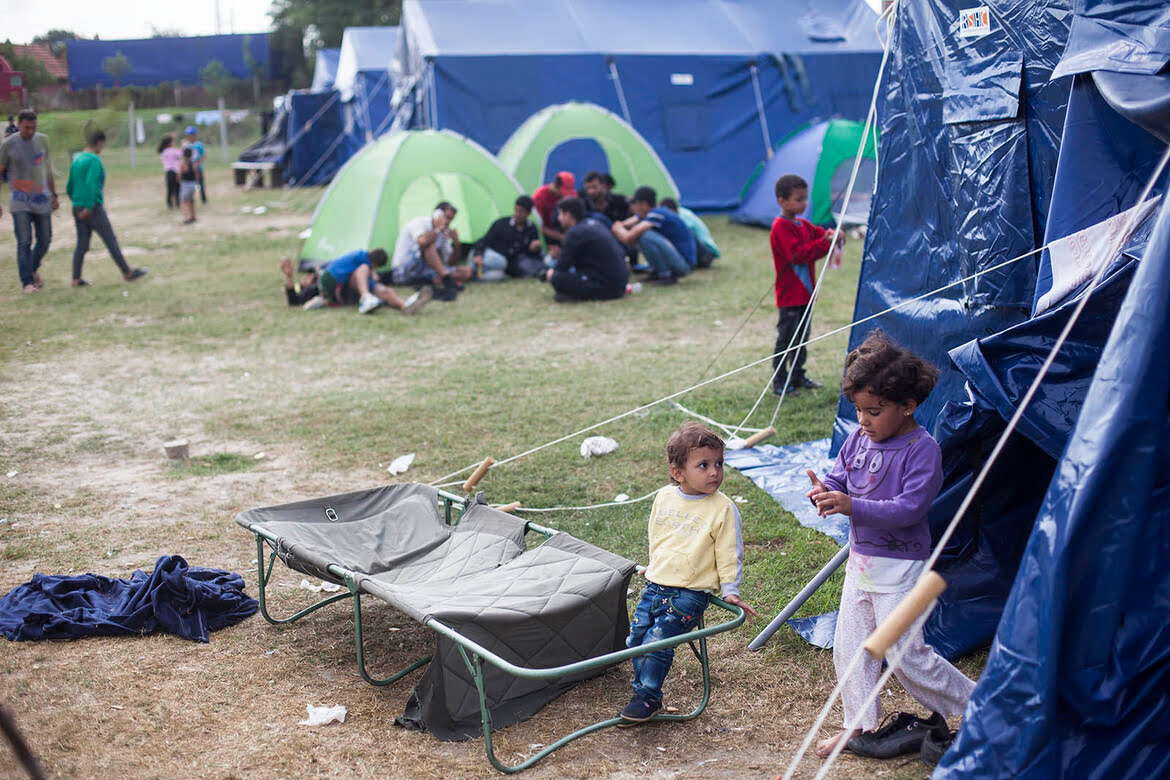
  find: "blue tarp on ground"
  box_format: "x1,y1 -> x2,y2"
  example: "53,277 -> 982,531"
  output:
67,34 -> 270,89
0,555 -> 257,642
392,0 -> 882,209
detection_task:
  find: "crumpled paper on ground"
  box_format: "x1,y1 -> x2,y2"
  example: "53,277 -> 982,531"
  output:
299,704 -> 346,726
580,436 -> 619,458
387,453 -> 415,475
299,579 -> 342,593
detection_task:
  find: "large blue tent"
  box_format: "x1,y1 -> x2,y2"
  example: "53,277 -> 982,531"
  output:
802,0 -> 1170,773
334,26 -> 400,146
391,0 -> 883,209
67,34 -> 270,89
309,48 -> 341,93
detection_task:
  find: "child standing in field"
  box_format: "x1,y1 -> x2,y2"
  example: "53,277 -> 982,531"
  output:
620,422 -> 757,724
178,148 -> 198,224
158,134 -> 181,209
770,174 -> 843,396
808,330 -> 975,759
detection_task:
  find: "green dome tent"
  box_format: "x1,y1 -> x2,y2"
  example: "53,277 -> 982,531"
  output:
498,102 -> 680,202
301,130 -> 525,263
732,119 -> 879,228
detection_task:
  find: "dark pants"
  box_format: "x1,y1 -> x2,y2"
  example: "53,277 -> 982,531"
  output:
13,211 -> 52,287
197,167 -> 207,203
626,583 -> 709,704
165,171 -> 180,208
550,270 -> 624,302
72,205 -> 131,281
773,304 -> 811,389
695,243 -> 716,269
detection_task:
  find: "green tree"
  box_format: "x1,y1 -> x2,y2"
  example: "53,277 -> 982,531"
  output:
32,29 -> 78,58
200,59 -> 232,100
102,51 -> 131,88
268,0 -> 402,86
0,43 -> 55,89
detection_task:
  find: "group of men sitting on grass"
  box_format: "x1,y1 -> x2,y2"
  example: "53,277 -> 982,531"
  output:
282,175 -> 721,314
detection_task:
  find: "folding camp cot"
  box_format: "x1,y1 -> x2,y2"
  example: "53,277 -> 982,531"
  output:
237,482 -> 745,773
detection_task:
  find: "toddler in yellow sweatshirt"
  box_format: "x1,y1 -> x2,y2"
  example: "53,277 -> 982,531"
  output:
620,422 -> 757,723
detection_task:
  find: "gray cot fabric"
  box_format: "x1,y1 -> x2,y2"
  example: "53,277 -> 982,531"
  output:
237,484 -> 637,740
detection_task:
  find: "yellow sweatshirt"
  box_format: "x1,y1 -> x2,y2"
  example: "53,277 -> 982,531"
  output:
643,486 -> 744,597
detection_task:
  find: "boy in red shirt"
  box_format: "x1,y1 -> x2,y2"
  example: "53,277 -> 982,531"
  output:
769,174 -> 843,396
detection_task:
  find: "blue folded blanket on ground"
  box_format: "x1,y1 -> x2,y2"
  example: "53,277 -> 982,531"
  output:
0,555 -> 258,642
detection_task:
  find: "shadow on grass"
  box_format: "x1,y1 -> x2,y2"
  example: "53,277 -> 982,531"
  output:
166,452 -> 256,479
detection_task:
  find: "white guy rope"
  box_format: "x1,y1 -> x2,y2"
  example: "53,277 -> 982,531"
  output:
427,243 -> 1044,491
506,488 -> 662,514
668,400 -> 764,437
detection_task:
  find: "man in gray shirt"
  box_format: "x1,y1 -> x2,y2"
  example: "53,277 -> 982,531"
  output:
0,109 -> 59,293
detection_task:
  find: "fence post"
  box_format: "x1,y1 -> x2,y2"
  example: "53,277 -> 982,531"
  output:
218,97 -> 229,164
128,101 -> 136,168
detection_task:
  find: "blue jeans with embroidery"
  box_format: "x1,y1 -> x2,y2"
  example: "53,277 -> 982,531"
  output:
626,582 -> 709,703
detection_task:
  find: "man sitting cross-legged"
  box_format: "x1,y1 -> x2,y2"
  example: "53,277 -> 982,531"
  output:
543,197 -> 629,303
388,201 -> 474,301
302,248 -> 431,315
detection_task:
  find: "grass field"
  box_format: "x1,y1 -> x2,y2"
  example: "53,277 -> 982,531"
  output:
0,140 -> 980,778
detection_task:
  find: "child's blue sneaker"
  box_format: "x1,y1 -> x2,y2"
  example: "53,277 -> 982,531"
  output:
619,694 -> 662,724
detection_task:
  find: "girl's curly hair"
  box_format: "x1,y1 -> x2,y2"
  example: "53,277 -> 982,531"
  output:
841,330 -> 938,405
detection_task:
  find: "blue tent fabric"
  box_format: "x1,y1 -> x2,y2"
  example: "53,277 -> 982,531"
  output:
1051,0 -> 1170,78
285,91 -> 347,186
311,48 -> 341,93
831,0 -> 1073,452
67,34 -> 270,89
0,555 -> 257,643
394,0 -> 882,209
937,164 -> 1170,780
731,122 -> 823,227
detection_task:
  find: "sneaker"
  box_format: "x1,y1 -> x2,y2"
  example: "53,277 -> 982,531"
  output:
302,295 -> 326,311
124,268 -> 148,282
401,286 -> 432,315
847,711 -> 946,759
618,694 -> 662,725
919,723 -> 954,767
431,284 -> 458,303
649,275 -> 678,286
800,377 -> 823,390
358,293 -> 383,314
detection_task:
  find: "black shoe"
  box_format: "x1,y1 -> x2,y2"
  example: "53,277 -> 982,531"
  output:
649,275 -> 678,286
919,723 -> 954,767
800,377 -> 823,390
847,711 -> 946,759
431,284 -> 458,302
618,694 -> 661,725
124,268 -> 148,282
773,385 -> 802,398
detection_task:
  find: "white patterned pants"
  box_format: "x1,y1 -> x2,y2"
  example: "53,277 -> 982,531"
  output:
833,570 -> 976,731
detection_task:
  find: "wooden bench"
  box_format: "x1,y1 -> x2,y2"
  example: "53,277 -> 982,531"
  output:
231,161 -> 283,188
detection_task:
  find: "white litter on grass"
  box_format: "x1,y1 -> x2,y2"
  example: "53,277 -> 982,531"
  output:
581,436 -> 619,458
122,291 -> 128,297
299,704 -> 346,726
387,453 -> 415,475
725,437 -> 748,451
731,495 -> 747,504
253,206 -> 268,215
715,320 -> 724,326
298,228 -> 312,240
253,452 -> 267,460
299,579 -> 342,594
241,206 -> 252,213
5,471 -> 17,478
614,493 -> 630,503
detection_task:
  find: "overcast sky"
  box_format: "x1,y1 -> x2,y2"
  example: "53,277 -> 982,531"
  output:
1,0 -> 275,44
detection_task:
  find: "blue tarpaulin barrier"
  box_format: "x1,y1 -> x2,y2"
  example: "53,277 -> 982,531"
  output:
67,34 -> 271,89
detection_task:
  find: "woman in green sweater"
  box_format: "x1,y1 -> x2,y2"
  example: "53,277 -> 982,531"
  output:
66,130 -> 147,286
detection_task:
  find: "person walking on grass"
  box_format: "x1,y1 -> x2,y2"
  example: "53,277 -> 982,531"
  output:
65,130 -> 147,287
178,148 -> 198,224
0,109 -> 58,294
158,134 -> 181,209
808,331 -> 976,761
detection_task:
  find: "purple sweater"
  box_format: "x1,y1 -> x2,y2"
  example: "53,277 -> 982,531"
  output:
823,426 -> 942,561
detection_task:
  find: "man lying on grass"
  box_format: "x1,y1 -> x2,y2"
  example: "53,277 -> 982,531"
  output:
301,248 -> 431,315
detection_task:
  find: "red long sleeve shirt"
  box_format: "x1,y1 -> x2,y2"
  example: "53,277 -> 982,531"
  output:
770,216 -> 830,308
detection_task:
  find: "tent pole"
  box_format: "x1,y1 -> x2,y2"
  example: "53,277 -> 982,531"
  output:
607,59 -> 633,125
749,64 -> 773,160
749,544 -> 849,651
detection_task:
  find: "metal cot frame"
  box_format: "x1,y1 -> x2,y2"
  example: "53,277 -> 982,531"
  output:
243,488 -> 746,773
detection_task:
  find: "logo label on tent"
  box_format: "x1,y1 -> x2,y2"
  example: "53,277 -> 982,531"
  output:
958,6 -> 991,37
670,73 -> 694,86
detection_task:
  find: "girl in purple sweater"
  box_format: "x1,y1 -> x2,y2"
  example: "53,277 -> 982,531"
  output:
809,330 -> 975,760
